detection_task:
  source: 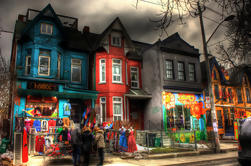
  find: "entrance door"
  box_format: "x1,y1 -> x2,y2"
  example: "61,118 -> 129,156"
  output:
224,108 -> 234,136
129,100 -> 145,130
70,103 -> 82,123
216,109 -> 223,129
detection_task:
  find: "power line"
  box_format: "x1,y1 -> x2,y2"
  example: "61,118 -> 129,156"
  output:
205,6 -> 225,18
208,38 -> 228,47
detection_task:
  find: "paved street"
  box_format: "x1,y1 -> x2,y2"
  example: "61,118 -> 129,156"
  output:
39,151 -> 239,166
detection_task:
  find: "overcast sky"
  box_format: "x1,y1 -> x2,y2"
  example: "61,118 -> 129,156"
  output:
0,0 -> 228,66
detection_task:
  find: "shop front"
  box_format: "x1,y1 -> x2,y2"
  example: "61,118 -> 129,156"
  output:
162,92 -> 207,143
12,80 -> 98,164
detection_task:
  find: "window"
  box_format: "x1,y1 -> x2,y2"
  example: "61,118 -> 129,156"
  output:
113,97 -> 122,121
111,36 -> 121,47
130,67 -> 139,88
40,23 -> 53,35
228,88 -> 233,103
206,110 -> 212,127
165,60 -> 173,79
214,85 -> 219,99
99,59 -> 106,83
71,59 -> 82,82
222,87 -> 226,101
38,50 -> 50,76
112,59 -> 122,83
100,97 -> 106,123
57,53 -> 61,79
237,88 -> 243,103
178,62 -> 185,80
246,88 -> 251,103
188,63 -> 195,81
25,49 -> 32,75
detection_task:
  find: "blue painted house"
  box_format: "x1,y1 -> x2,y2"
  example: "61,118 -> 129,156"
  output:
9,4 -> 98,137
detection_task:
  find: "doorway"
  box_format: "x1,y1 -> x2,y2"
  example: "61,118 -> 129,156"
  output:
224,108 -> 234,136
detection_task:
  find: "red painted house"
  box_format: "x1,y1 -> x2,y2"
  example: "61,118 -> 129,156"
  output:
93,18 -> 151,129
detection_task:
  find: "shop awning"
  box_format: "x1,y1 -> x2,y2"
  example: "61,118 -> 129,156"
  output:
17,88 -> 98,100
124,89 -> 152,99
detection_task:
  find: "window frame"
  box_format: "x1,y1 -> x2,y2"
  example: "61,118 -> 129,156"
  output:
214,85 -> 220,99
165,60 -> 174,80
130,66 -> 139,88
100,97 -> 106,123
40,23 -> 53,35
99,59 -> 106,83
177,61 -> 185,81
71,58 -> 82,83
246,88 -> 251,103
236,88 -> 243,103
188,63 -> 196,81
38,54 -> 50,76
25,55 -> 31,75
57,53 -> 61,79
112,59 -> 122,83
111,36 -> 121,47
113,97 -> 123,121
228,88 -> 233,103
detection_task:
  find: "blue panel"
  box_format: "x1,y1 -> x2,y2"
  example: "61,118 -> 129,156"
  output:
59,99 -> 69,118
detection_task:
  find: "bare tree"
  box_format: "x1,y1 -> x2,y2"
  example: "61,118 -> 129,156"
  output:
137,0 -> 250,66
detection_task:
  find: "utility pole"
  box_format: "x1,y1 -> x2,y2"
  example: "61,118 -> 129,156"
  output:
197,2 -> 221,153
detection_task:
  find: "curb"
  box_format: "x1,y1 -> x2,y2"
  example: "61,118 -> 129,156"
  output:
148,148 -> 237,160
164,156 -> 237,166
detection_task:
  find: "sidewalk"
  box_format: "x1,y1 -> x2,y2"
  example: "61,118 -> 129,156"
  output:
107,151 -> 237,166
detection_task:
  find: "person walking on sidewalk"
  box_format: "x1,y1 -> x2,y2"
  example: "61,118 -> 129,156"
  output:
70,124 -> 81,166
82,126 -> 93,166
95,127 -> 105,166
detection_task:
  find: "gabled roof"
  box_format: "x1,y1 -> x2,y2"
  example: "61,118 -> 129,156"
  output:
93,17 -> 134,50
228,65 -> 251,85
159,32 -> 200,57
22,4 -> 63,35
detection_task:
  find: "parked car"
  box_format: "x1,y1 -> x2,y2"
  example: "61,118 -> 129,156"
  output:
238,117 -> 251,165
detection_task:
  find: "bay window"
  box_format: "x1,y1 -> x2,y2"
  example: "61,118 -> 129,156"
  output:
38,50 -> 50,76
100,59 -> 106,83
112,59 -> 122,83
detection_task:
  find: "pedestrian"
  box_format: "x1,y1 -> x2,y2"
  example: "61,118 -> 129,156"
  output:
95,127 -> 105,166
82,126 -> 93,166
70,124 -> 81,166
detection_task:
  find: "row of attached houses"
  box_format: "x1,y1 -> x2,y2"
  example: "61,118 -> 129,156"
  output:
8,4 -> 251,143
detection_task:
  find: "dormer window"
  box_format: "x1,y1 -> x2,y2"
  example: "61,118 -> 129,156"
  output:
112,36 -> 121,47
40,23 -> 53,35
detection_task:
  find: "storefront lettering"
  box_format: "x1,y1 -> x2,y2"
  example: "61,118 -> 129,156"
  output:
28,82 -> 58,91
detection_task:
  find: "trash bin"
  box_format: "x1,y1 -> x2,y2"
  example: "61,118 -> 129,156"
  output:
154,137 -> 161,147
146,133 -> 156,147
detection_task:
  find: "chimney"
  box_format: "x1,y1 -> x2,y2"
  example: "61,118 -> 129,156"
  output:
83,26 -> 90,33
18,15 -> 26,22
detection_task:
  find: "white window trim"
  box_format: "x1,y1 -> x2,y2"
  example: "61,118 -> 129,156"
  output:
40,23 -> 53,35
38,55 -> 50,76
99,59 -> 106,83
100,97 -> 106,123
113,96 -> 123,121
71,58 -> 82,83
130,66 -> 139,88
112,59 -> 122,83
25,56 -> 31,75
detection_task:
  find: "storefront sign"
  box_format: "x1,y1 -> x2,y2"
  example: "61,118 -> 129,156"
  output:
27,82 -> 58,91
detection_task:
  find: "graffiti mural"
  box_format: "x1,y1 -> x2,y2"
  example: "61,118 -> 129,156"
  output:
162,92 -> 207,143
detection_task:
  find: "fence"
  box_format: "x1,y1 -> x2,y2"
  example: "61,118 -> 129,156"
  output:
105,128 -> 215,153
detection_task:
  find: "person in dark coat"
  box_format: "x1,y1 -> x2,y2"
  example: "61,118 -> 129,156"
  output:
71,125 -> 81,166
82,127 -> 93,166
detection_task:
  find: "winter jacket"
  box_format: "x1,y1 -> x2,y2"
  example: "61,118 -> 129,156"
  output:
95,130 -> 105,148
82,130 -> 93,152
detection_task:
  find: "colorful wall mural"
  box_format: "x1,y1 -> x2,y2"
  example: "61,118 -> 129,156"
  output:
162,92 -> 207,143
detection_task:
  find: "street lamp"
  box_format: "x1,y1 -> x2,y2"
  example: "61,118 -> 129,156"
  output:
197,2 -> 235,153
206,15 -> 235,44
